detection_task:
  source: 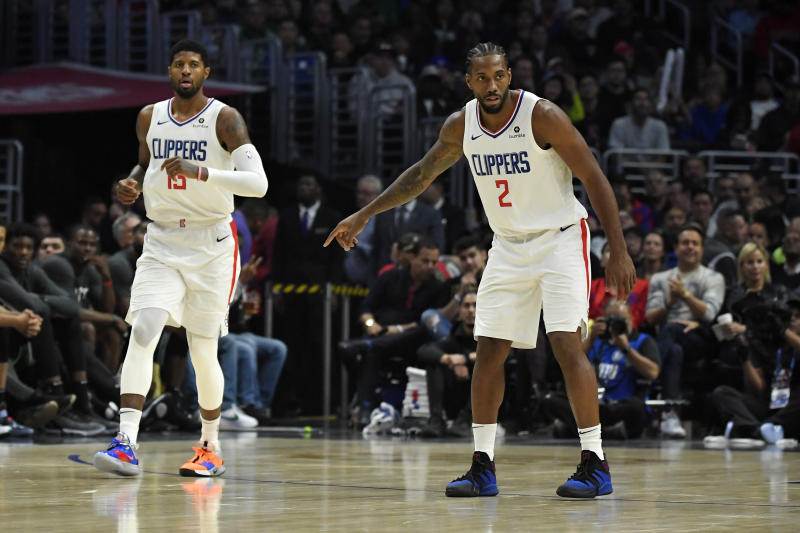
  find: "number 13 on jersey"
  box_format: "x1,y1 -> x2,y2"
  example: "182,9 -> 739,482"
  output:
167,174 -> 187,190
495,179 -> 512,207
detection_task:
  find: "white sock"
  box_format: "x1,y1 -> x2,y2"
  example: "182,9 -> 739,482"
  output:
472,423 -> 497,460
201,415 -> 220,446
119,408 -> 142,445
578,424 -> 604,460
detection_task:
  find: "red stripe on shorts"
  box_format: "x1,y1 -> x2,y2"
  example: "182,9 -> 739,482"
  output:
580,219 -> 589,303
227,219 -> 239,305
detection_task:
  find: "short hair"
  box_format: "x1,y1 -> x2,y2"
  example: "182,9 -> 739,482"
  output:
112,212 -> 142,241
718,208 -> 747,226
737,242 -> 771,284
168,38 -> 209,67
677,222 -> 705,244
67,223 -> 97,243
691,188 -> 713,201
632,87 -> 651,100
82,196 -> 105,213
5,222 -> 40,248
357,174 -> 383,194
465,42 -> 507,74
42,232 -> 64,242
397,232 -> 438,254
453,234 -> 486,254
623,226 -> 646,240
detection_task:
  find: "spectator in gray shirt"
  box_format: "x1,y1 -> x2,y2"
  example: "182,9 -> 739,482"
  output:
608,88 -> 671,151
645,223 -> 725,437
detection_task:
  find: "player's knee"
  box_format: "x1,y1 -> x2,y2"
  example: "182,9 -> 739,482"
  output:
131,308 -> 168,347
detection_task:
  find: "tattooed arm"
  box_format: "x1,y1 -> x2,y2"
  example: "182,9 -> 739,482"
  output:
324,110 -> 465,250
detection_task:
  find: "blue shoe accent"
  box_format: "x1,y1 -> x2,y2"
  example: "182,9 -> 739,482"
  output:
556,451 -> 613,498
445,452 -> 499,497
760,423 -> 784,444
93,433 -> 142,476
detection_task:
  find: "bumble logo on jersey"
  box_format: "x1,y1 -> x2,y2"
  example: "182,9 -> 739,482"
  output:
151,138 -> 208,161
470,151 -> 531,177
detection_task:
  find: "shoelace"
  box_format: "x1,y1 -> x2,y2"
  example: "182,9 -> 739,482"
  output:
566,461 -> 589,482
190,446 -> 216,464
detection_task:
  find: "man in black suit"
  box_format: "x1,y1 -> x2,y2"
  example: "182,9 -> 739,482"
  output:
419,178 -> 466,254
372,197 -> 444,277
272,173 -> 343,415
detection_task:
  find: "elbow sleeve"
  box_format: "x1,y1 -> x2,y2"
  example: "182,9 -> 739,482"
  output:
206,144 -> 268,197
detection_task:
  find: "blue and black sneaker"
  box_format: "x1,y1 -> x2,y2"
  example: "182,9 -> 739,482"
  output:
445,451 -> 499,497
556,450 -> 613,498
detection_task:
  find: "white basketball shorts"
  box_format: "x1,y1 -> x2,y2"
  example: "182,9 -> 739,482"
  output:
127,216 -> 240,337
474,219 -> 591,349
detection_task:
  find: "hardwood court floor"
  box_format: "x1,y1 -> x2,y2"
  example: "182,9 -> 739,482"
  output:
1,432 -> 798,532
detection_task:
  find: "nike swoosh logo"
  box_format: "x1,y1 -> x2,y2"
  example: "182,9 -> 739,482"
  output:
216,235 -> 230,242
156,120 -> 169,125
471,134 -> 483,140
560,224 -> 575,232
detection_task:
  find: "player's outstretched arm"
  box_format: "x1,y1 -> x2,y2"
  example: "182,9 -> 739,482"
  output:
117,105 -> 154,205
160,106 -> 268,197
532,100 -> 636,298
324,110 -> 465,250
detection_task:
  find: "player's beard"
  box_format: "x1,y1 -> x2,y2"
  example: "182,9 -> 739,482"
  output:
478,87 -> 509,114
173,79 -> 201,99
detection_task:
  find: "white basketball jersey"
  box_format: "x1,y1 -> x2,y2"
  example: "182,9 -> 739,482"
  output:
463,90 -> 588,237
144,98 -> 235,224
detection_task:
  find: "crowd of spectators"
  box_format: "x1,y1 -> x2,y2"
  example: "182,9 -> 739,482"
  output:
3,0 -> 800,444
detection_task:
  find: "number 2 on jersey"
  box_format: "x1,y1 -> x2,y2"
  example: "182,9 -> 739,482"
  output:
167,174 -> 186,190
495,179 -> 512,207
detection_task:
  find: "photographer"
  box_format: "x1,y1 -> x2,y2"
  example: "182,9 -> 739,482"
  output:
543,300 -> 660,440
709,292 -> 800,443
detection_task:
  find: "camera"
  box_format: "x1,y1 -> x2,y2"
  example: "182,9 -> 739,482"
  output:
601,316 -> 628,339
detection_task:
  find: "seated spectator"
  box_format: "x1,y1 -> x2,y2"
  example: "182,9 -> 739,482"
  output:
108,221 -> 148,319
37,233 -> 64,264
646,223 -> 725,438
338,236 -> 449,427
589,241 -> 649,329
748,221 -> 770,251
612,179 -> 653,232
597,58 -> 633,130
417,288 -> 477,438
32,212 -> 52,240
756,78 -> 800,152
110,212 -> 142,253
624,226 -> 646,264
637,231 -> 667,282
663,205 -> 688,261
372,197 -> 445,276
0,222 -> 106,435
421,234 -> 486,340
607,88 -> 670,150
42,225 -> 126,374
716,243 -> 787,368
749,72 -> 780,132
344,175 -> 383,286
710,289 -> 800,443
704,209 -> 748,286
0,304 -> 44,436
545,299 -> 660,440
772,229 -> 800,290
643,170 -> 670,228
680,83 -> 728,148
682,156 -> 708,191
689,188 -> 714,235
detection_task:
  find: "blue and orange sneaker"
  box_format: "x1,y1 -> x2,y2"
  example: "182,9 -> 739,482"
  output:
179,440 -> 225,477
93,433 -> 142,476
556,450 -> 613,498
445,451 -> 499,497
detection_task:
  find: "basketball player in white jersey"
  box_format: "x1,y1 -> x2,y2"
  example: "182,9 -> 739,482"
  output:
326,43 -> 635,498
93,39 -> 268,477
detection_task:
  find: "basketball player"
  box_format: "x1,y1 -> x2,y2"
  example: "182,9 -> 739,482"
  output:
93,39 -> 268,477
325,43 -> 635,498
